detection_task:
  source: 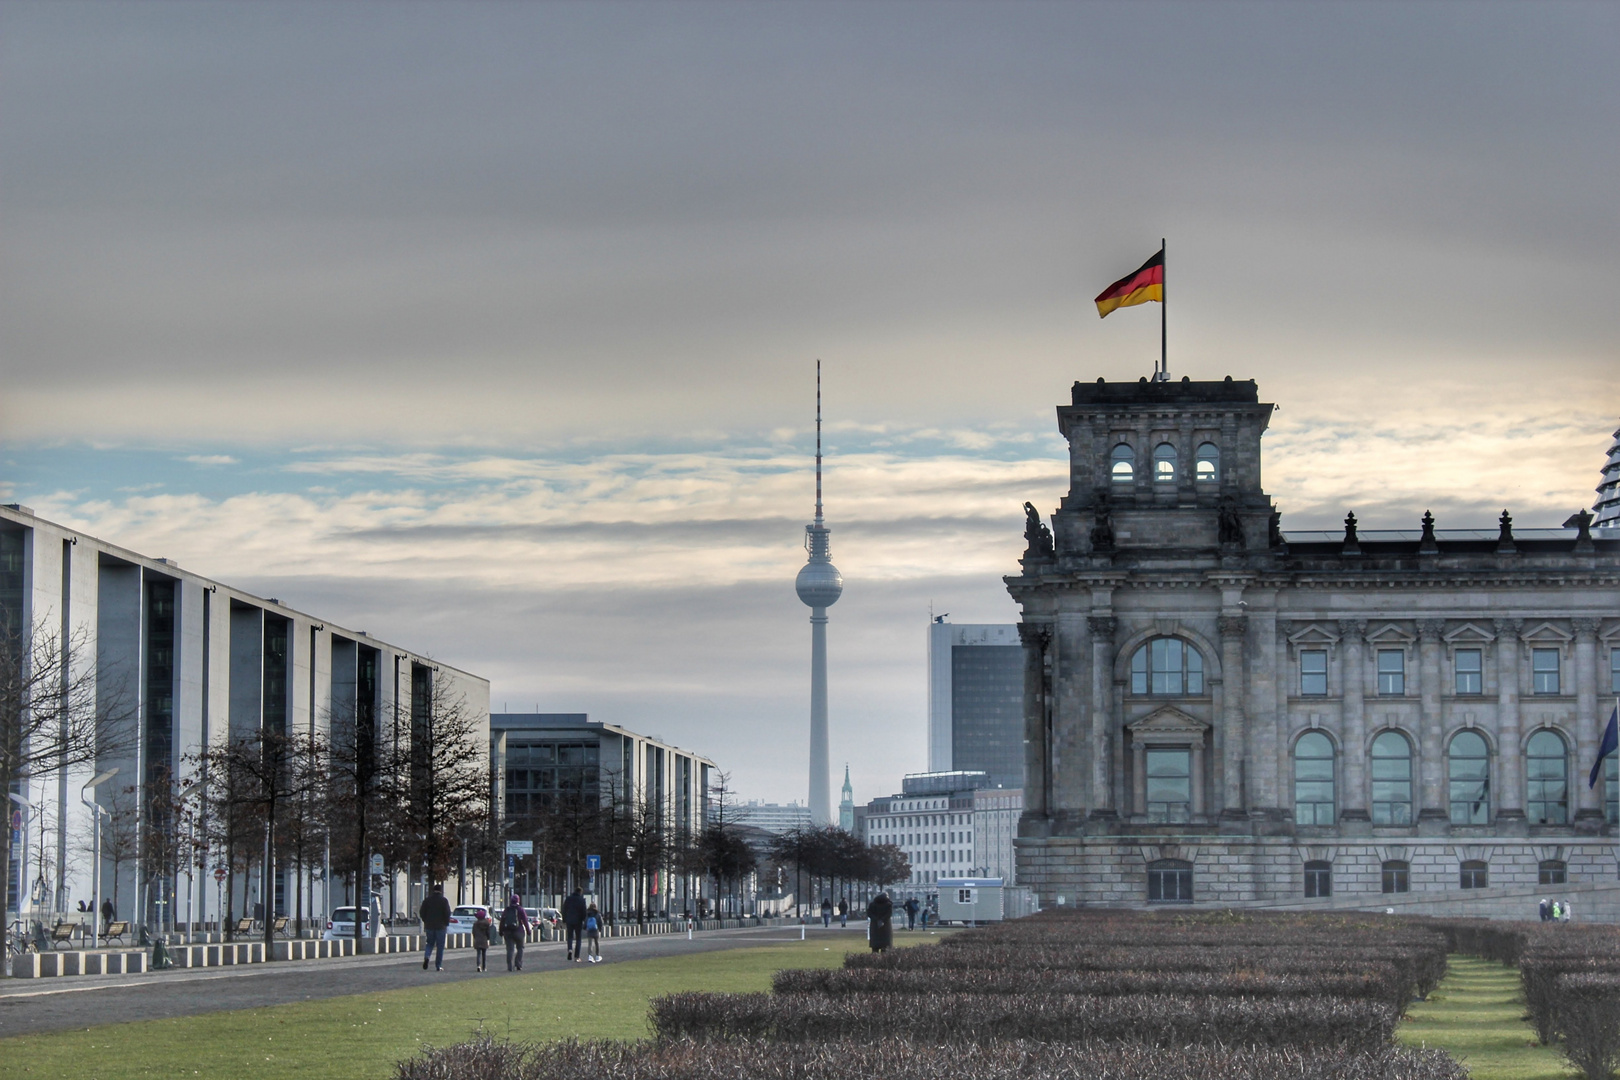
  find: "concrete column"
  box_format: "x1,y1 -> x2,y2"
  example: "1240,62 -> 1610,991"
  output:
1219,615 -> 1247,819
1574,618 -> 1603,827
1019,622 -> 1053,821
1338,620 -> 1370,826
1132,738 -> 1147,816
1088,615 -> 1117,818
1495,619 -> 1526,826
1245,602 -> 1280,811
1417,620 -> 1448,831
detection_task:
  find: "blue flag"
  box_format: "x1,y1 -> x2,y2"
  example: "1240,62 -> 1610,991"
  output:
1589,706 -> 1619,789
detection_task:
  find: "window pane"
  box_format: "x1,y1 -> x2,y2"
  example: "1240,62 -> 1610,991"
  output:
1378,650 -> 1405,695
1301,650 -> 1327,695
1612,648 -> 1620,694
1195,442 -> 1219,482
1186,648 -> 1203,695
1111,444 -> 1134,484
1153,443 -> 1177,482
1533,648 -> 1561,694
1527,730 -> 1568,824
1455,649 -> 1482,695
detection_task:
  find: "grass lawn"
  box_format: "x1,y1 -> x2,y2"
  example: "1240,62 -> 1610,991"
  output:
1399,955 -> 1576,1080
1,934 -> 940,1080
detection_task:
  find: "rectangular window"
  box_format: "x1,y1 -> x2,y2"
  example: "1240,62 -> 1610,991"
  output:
1304,864 -> 1332,899
1147,866 -> 1193,903
1300,650 -> 1328,696
1608,757 -> 1618,825
1381,863 -> 1410,894
1533,648 -> 1561,695
1377,650 -> 1405,696
1612,648 -> 1620,695
1459,863 -> 1489,889
1145,748 -> 1192,823
1454,649 -> 1483,695
1540,862 -> 1567,886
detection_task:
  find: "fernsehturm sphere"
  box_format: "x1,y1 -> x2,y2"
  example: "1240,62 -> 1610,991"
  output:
795,362 -> 841,826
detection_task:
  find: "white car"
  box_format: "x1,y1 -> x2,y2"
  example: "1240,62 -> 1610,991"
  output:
449,905 -> 491,934
321,906 -> 370,941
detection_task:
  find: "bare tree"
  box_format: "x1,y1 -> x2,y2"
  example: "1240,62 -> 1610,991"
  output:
97,784 -> 140,919
398,676 -> 489,889
0,620 -> 133,969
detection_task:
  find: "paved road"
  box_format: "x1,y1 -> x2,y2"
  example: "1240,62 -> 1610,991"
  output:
0,924 -> 880,1038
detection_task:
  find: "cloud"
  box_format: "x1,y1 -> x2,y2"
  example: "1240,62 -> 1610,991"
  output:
182,454 -> 238,466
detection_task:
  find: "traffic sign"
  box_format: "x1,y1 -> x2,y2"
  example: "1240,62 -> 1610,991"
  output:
213,866 -> 227,883
585,854 -> 601,871
370,853 -> 385,874
505,840 -> 533,856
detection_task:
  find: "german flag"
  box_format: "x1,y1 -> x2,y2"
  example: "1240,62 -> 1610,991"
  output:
1095,247 -> 1164,318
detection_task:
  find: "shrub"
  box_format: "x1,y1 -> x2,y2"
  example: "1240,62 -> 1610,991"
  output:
649,990 -> 1397,1052
1553,974 -> 1620,1080
397,1037 -> 1468,1080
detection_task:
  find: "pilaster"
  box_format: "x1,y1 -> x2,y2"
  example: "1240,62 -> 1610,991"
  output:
1339,619 -> 1371,833
1417,619 -> 1449,833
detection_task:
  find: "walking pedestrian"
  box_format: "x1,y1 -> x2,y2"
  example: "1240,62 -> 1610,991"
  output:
499,894 -> 531,971
820,897 -> 832,928
1551,900 -> 1563,922
867,891 -> 894,953
562,886 -> 588,963
419,884 -> 452,972
903,896 -> 919,930
837,897 -> 848,927
1563,900 -> 1575,923
100,897 -> 115,935
471,908 -> 493,972
1539,897 -> 1551,922
585,902 -> 603,963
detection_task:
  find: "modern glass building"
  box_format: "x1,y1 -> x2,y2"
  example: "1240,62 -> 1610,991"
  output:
927,620 -> 1024,790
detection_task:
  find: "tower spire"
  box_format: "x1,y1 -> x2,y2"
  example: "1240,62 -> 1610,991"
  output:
796,361 -> 842,826
815,359 -> 823,524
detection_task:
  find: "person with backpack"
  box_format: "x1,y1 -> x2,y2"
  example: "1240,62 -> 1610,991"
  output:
561,886 -> 588,963
471,908 -> 493,972
584,901 -> 603,964
499,895 -> 530,971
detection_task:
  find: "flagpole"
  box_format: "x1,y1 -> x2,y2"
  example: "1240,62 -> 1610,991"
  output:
1159,237 -> 1167,380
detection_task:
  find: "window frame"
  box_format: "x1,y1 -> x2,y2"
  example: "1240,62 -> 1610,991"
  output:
1526,729 -> 1569,825
1377,649 -> 1406,696
1194,441 -> 1220,483
1381,860 -> 1410,894
1454,648 -> 1483,695
1146,859 -> 1194,904
1110,443 -> 1135,484
1370,731 -> 1414,826
1532,648 -> 1561,695
1447,729 -> 1490,825
1611,647 -> 1620,695
1303,860 -> 1332,899
1152,442 -> 1178,484
1459,860 -> 1489,890
1539,860 -> 1567,886
1145,747 -> 1193,823
1129,637 -> 1206,697
1293,730 -> 1336,826
1299,649 -> 1328,696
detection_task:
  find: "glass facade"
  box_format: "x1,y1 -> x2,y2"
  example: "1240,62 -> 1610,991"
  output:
949,644 -> 1025,789
1,530 -> 20,917
1293,731 -> 1335,825
504,740 -> 600,818
263,615 -> 289,733
145,578 -> 176,789
1448,730 -> 1489,825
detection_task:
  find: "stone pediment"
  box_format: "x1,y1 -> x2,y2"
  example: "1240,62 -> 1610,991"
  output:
1365,622 -> 1415,645
1287,622 -> 1340,649
1521,621 -> 1573,645
1128,706 -> 1210,742
1443,621 -> 1495,645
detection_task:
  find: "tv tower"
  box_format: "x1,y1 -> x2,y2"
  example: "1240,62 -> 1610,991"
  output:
795,361 -> 842,825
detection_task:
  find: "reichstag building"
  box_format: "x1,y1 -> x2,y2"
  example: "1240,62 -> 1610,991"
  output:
1008,377 -> 1619,912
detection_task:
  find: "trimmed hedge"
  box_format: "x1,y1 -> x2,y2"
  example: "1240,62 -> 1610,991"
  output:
650,990 -> 1397,1052
774,963 -> 1415,1010
1552,974 -> 1620,1080
396,1037 -> 1469,1080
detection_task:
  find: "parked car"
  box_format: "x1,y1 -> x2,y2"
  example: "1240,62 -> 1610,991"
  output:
322,906 -> 370,941
449,905 -> 491,934
535,907 -> 562,928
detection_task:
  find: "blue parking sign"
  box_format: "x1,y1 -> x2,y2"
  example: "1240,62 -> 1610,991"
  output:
585,854 -> 601,871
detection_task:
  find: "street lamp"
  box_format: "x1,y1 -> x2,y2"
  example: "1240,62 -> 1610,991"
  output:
81,769 -> 119,947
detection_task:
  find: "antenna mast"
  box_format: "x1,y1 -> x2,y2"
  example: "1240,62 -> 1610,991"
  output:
815,360 -> 823,524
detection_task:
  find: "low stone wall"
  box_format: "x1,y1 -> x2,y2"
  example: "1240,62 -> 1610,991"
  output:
11,949 -> 149,978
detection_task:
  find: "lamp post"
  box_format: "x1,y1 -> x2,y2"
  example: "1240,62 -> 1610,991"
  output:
81,769 -> 119,947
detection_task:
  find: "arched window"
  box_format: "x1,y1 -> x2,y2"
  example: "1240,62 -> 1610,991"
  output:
1153,442 -> 1178,483
1527,730 -> 1568,825
1448,730 -> 1490,825
1381,859 -> 1410,894
1130,638 -> 1205,696
1294,731 -> 1335,826
1147,859 -> 1193,903
1195,442 -> 1220,483
1371,731 -> 1413,825
1459,860 -> 1489,889
1539,860 -> 1567,885
1303,860 -> 1332,898
1111,443 -> 1135,484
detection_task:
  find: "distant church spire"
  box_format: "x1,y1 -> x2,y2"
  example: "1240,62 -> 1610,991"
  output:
1595,420 -> 1620,530
839,764 -> 854,832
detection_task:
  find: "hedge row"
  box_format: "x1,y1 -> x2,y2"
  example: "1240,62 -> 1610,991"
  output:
396,1037 -> 1468,1080
775,963 -> 1415,1010
649,990 -> 1397,1053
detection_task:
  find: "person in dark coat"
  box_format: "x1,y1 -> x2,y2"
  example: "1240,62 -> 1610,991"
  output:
903,896 -> 919,930
820,897 -> 833,927
561,887 -> 588,963
100,897 -> 115,933
419,884 -> 452,971
837,897 -> 849,927
867,892 -> 894,953
499,894 -> 531,971
1540,897 -> 1551,922
471,909 -> 493,972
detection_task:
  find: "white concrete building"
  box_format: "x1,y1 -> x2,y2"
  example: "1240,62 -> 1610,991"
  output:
1,504 -> 490,932
863,771 -> 1020,885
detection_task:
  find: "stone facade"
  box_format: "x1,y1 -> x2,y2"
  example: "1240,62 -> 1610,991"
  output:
1007,377 -> 1620,913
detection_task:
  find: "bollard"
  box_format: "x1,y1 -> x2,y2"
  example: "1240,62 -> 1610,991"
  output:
800,922 -> 806,941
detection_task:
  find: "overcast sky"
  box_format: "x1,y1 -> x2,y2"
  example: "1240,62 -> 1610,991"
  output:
1,1 -> 1615,806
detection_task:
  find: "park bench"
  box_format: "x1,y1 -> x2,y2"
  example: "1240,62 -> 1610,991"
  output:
48,922 -> 78,949
233,917 -> 254,935
272,916 -> 290,937
103,920 -> 130,945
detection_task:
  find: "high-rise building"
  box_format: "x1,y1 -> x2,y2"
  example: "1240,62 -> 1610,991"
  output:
927,619 -> 1024,789
795,364 -> 842,824
733,800 -> 813,834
